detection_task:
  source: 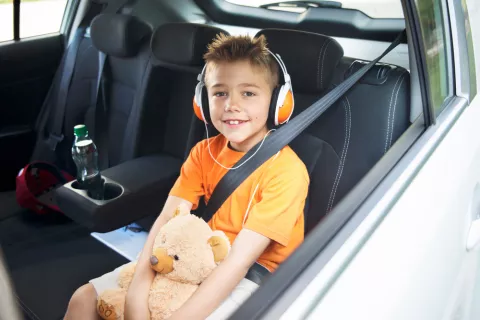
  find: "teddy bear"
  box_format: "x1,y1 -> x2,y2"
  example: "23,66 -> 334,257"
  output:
96,204 -> 231,320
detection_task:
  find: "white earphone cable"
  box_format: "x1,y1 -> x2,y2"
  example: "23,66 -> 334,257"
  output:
205,122 -> 276,170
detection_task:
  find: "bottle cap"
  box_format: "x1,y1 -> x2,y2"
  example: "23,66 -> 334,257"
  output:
73,124 -> 88,137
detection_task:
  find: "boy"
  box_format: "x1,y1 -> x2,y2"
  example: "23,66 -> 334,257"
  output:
64,34 -> 309,320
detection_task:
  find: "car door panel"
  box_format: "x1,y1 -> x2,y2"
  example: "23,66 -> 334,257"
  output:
305,95 -> 480,320
0,35 -> 64,191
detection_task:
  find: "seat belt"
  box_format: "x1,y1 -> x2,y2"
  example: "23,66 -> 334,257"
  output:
94,51 -> 109,170
201,30 -> 407,222
44,26 -> 86,152
42,0 -> 108,152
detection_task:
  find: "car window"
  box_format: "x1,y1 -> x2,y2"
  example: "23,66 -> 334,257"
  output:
415,0 -> 452,116
463,0 -> 477,100
0,0 -> 68,42
225,0 -> 404,18
0,0 -> 13,42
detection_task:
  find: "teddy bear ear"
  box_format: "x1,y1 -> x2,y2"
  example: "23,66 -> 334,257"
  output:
208,231 -> 231,263
173,203 -> 190,218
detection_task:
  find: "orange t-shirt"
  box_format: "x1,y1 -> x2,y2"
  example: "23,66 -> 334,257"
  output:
169,135 -> 309,272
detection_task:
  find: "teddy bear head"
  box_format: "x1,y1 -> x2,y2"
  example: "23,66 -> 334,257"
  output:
149,205 -> 231,284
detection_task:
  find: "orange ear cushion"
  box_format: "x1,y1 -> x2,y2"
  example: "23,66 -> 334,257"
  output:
193,97 -> 204,122
277,90 -> 294,124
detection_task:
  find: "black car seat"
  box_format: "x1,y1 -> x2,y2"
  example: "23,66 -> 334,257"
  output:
256,29 -> 410,234
63,13 -> 160,172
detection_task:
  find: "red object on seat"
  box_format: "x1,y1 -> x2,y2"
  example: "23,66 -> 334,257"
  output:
15,162 -> 74,215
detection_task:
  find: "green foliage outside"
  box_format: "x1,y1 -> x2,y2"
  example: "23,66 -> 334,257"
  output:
415,0 -> 448,114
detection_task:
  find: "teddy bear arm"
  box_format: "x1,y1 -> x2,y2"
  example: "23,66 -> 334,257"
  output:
117,262 -> 136,289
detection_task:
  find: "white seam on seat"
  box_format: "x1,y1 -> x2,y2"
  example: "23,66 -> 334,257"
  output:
388,72 -> 408,149
326,97 -> 351,213
320,39 -> 333,90
327,97 -> 351,212
316,40 -> 331,90
384,71 -> 405,154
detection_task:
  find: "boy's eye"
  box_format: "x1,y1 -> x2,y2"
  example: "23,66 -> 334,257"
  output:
243,91 -> 255,97
214,92 -> 226,97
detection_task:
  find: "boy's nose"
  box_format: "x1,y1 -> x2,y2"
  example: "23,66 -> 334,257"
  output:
224,100 -> 241,112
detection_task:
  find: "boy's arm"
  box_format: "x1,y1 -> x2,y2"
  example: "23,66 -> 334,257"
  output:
124,195 -> 193,320
168,228 -> 271,320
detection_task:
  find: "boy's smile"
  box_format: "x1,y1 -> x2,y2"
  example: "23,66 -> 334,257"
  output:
206,60 -> 273,152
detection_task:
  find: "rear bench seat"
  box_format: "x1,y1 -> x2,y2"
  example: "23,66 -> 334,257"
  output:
257,29 -> 410,233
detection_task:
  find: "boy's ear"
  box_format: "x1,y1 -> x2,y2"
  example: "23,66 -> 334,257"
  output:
208,231 -> 231,263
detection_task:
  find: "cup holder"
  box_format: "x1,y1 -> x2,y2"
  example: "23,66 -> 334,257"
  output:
87,182 -> 123,201
69,178 -> 123,201
71,180 -> 86,190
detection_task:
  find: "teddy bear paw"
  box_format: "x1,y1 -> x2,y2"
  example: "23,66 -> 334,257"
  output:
97,299 -> 122,320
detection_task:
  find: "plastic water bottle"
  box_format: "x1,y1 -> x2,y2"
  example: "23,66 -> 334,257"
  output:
72,124 -> 104,199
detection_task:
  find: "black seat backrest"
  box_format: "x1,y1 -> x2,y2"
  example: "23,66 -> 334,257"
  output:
41,12 -> 157,174
86,13 -> 156,166
149,23 -> 227,161
257,29 -> 410,233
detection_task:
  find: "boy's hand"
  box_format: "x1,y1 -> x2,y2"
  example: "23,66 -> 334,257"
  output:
168,228 -> 271,320
124,260 -> 155,320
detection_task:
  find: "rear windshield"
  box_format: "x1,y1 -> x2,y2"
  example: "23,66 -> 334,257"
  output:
225,0 -> 404,18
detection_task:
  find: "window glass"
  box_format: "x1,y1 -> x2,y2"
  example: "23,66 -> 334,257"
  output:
0,0 -> 13,42
0,0 -> 68,42
20,0 -> 68,38
462,0 -> 477,100
415,0 -> 452,115
225,0 -> 404,18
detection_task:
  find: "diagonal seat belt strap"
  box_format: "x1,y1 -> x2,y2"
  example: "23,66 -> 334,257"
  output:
94,51 -> 109,170
202,30 -> 407,223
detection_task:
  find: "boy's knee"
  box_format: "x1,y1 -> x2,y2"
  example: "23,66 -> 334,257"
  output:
68,283 -> 97,310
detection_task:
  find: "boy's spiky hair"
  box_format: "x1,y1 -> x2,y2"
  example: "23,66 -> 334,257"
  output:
203,33 -> 280,88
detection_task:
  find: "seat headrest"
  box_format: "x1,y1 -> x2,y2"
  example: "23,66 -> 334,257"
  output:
256,29 -> 344,94
151,23 -> 229,66
90,13 -> 152,58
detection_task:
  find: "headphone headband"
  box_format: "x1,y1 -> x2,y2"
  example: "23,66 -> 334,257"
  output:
266,49 -> 290,84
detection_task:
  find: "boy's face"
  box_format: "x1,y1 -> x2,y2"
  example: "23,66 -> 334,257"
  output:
205,60 -> 272,152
